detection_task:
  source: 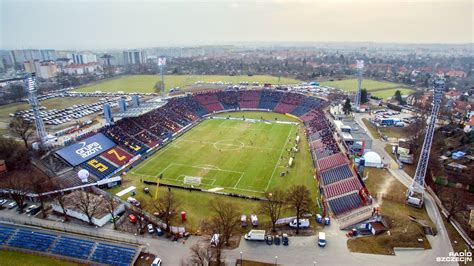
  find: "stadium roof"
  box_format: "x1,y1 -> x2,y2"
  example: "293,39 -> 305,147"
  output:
113,99 -> 167,118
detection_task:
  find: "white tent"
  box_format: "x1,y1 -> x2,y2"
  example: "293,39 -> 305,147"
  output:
363,151 -> 384,168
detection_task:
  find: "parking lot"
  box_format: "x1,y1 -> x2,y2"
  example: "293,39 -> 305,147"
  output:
0,198 -> 43,218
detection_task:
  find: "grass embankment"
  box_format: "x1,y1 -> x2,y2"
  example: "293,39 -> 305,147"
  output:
0,250 -> 79,266
348,168 -> 433,255
76,75 -> 302,94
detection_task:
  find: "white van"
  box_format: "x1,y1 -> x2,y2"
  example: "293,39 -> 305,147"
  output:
318,232 -> 326,247
289,219 -> 310,228
244,230 -> 265,241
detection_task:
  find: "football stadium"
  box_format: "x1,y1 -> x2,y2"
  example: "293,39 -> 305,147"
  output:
53,89 -> 372,223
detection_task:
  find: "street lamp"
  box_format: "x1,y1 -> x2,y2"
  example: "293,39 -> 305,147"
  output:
240,251 -> 243,265
313,261 -> 317,266
274,256 -> 278,265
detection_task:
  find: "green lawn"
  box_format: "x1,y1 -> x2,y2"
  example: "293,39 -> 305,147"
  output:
110,111 -> 319,231
370,88 -> 414,100
361,118 -> 410,140
320,79 -> 412,99
0,250 -> 78,266
75,75 -> 302,93
0,97 -> 101,123
348,168 -> 433,255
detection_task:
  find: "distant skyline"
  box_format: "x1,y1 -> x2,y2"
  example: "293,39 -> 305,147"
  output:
1,0 -> 472,50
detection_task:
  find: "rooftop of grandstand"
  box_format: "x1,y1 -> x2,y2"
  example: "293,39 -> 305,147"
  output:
113,100 -> 167,118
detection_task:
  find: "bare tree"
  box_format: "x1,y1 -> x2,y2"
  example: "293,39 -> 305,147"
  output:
9,117 -> 35,149
3,172 -> 31,211
259,190 -> 285,232
152,188 -> 180,233
29,174 -> 54,218
49,178 -> 70,222
188,242 -> 214,266
209,199 -> 241,264
286,185 -> 312,234
104,194 -> 120,230
440,187 -> 466,220
72,190 -> 101,225
133,199 -> 148,235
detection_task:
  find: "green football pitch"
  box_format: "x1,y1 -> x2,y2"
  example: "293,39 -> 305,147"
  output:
320,78 -> 413,99
129,116 -> 312,197
75,75 -> 302,93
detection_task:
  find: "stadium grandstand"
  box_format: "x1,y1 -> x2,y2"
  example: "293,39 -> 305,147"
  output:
0,224 -> 139,265
50,89 -> 371,218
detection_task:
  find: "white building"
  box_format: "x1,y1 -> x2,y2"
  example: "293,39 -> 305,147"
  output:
123,50 -> 145,65
38,61 -> 59,79
51,190 -> 125,227
70,52 -> 97,64
24,60 -> 59,79
362,151 -> 384,168
63,62 -> 100,75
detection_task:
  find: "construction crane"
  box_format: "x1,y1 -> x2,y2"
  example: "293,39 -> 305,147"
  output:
406,78 -> 445,208
1,73 -> 49,147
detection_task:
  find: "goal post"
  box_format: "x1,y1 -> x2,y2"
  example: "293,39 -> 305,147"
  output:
183,176 -> 202,186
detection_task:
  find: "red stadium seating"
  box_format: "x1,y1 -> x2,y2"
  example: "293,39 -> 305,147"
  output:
101,147 -> 133,166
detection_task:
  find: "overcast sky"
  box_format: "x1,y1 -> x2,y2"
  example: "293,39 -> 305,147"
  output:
1,0 -> 472,49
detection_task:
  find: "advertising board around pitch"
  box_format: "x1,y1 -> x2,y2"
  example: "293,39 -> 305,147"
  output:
56,133 -> 116,166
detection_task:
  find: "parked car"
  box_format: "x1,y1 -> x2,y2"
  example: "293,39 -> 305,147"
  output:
289,218 -> 310,228
0,199 -> 7,206
318,232 -> 326,247
211,234 -> 220,247
28,206 -> 42,216
25,204 -> 38,214
151,257 -> 162,266
274,235 -> 281,245
128,214 -> 137,223
147,224 -> 154,234
250,214 -> 258,227
265,235 -> 273,245
127,197 -> 140,207
282,233 -> 289,246
7,201 -> 17,209
155,227 -> 164,236
241,214 -> 247,227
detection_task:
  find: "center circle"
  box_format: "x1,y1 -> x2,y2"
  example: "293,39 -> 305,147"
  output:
213,140 -> 245,151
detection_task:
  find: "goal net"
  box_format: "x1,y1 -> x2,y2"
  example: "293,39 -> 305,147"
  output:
183,176 -> 202,186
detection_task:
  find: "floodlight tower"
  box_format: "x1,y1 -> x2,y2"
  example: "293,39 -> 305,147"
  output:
158,57 -> 166,94
354,60 -> 364,110
25,73 -> 48,146
406,78 -> 445,208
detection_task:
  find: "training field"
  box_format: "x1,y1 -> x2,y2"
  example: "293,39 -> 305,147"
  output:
320,78 -> 413,99
130,117 -> 306,197
76,75 -> 302,93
